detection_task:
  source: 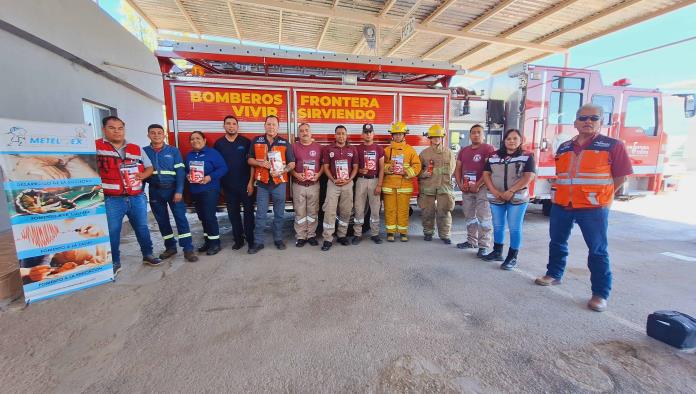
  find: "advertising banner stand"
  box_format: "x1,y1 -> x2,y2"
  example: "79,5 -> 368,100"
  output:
0,118 -> 113,304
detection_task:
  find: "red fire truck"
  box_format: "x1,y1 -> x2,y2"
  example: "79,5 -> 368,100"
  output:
156,42 -> 454,154
449,63 -> 695,215
156,43 -> 694,213
155,42 -> 457,204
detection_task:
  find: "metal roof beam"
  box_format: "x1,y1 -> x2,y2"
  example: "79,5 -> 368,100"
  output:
174,0 -> 200,36
379,0 -> 398,17
462,0 -> 518,33
123,0 -> 158,30
421,38 -> 453,59
469,0 -> 663,71
422,0 -> 458,25
317,0 -> 340,50
226,1 -> 243,42
229,0 -> 566,53
278,10 -> 283,45
386,33 -> 416,56
421,0 -> 517,60
317,18 -> 331,50
567,0 -> 696,50
449,0 -> 581,63
384,0 -> 425,57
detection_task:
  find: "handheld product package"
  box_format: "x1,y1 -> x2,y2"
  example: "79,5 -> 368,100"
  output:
189,161 -> 205,183
392,155 -> 404,175
303,160 -> 316,179
364,151 -> 377,171
335,159 -> 350,181
268,150 -> 284,174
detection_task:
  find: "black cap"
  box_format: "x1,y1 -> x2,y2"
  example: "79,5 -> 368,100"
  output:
362,123 -> 374,133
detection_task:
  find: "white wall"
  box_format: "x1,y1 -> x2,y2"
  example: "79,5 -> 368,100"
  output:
0,0 -> 163,146
0,0 -> 165,232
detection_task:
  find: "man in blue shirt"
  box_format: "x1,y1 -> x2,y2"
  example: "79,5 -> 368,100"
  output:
214,115 -> 255,250
143,124 -> 198,262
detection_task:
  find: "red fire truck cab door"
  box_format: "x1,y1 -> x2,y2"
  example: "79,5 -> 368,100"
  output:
618,91 -> 661,175
538,70 -> 592,169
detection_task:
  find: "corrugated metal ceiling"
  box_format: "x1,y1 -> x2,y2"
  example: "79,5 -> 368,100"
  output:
128,0 -> 695,74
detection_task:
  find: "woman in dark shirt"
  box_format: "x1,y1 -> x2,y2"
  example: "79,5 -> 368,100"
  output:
185,131 -> 228,256
481,129 -> 536,270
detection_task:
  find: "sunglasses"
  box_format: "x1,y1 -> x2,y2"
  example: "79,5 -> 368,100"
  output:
577,115 -> 601,121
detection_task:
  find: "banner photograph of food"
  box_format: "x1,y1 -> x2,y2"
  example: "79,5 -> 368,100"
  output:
12,215 -> 109,259
0,154 -> 99,182
18,244 -> 111,285
5,185 -> 104,222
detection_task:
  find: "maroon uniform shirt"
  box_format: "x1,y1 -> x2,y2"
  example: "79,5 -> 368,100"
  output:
322,143 -> 358,180
355,143 -> 385,177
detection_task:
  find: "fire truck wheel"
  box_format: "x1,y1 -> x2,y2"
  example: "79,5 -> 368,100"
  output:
542,200 -> 552,217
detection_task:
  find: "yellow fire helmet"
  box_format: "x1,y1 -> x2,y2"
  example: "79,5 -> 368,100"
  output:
389,121 -> 409,134
426,124 -> 445,138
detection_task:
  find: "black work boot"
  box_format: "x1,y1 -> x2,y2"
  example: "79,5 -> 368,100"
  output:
482,243 -> 504,261
500,248 -> 519,270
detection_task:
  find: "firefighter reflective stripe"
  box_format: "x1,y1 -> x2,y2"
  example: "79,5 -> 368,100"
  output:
296,216 -> 315,224
162,233 -> 175,240
555,178 -> 613,185
125,153 -> 141,160
396,188 -> 413,193
206,234 -> 220,240
385,224 -> 397,230
102,183 -> 120,190
153,170 -> 177,175
576,172 -> 611,177
179,232 -> 191,238
465,218 -> 479,226
397,225 -> 408,231
405,167 -> 417,177
382,187 -> 396,194
97,149 -> 119,157
588,193 -> 598,205
354,218 -> 364,224
174,163 -> 185,168
337,218 -> 349,226
370,218 -> 380,223
323,221 -> 335,229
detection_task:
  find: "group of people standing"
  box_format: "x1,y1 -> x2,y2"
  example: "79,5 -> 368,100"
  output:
96,102 -> 631,312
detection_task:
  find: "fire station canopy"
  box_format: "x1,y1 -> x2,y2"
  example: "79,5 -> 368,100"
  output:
129,0 -> 694,75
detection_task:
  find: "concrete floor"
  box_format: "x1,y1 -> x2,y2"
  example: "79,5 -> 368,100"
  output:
1,177 -> 696,393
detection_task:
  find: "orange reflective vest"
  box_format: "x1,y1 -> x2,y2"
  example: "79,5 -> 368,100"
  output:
96,139 -> 146,196
252,135 -> 289,184
552,134 -> 616,208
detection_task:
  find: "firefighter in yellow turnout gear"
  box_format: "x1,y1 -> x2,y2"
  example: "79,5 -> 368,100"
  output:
418,124 -> 457,244
383,121 -> 421,242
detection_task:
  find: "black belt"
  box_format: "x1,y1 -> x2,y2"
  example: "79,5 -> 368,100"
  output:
358,175 -> 377,179
295,181 -> 318,187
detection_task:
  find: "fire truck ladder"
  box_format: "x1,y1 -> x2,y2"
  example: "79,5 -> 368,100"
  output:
156,41 -> 466,87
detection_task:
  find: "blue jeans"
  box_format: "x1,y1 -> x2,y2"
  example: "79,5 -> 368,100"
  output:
546,204 -> 611,299
489,202 -> 528,249
192,189 -> 221,248
223,185 -> 255,245
105,193 -> 154,267
149,187 -> 193,252
254,183 -> 286,244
